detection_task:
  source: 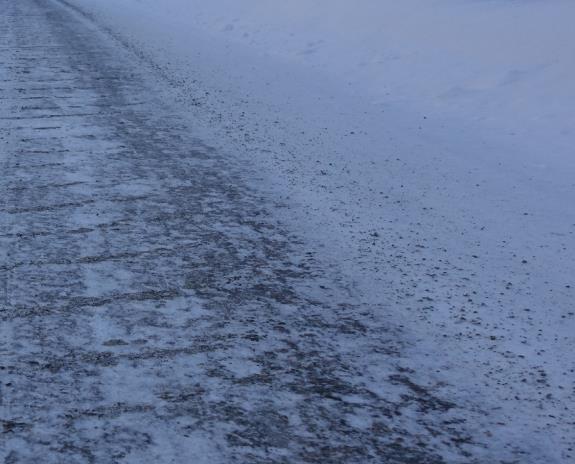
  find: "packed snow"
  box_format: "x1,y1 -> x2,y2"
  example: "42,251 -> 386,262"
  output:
44,0 -> 575,461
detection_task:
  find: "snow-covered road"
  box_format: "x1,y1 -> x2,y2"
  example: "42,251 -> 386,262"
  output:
0,0 -> 573,463
0,1 -> 473,462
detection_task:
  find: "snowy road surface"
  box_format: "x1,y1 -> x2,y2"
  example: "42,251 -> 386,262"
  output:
0,1 -> 461,462
0,1 -> 572,463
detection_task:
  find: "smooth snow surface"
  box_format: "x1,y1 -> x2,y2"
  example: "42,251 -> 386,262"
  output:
74,0 -> 575,168
10,0 -> 575,462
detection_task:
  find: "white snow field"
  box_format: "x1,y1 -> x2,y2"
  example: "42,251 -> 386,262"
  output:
62,0 -> 574,461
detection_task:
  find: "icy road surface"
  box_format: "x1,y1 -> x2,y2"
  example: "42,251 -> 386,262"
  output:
0,1 -> 568,463
0,1 -> 461,462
